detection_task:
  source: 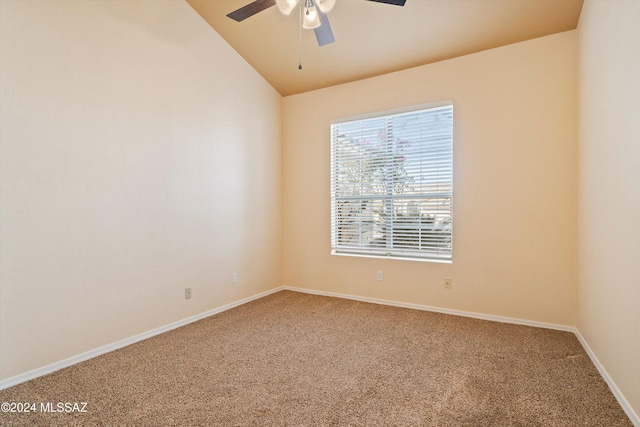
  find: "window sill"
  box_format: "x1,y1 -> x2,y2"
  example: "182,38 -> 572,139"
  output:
331,250 -> 452,264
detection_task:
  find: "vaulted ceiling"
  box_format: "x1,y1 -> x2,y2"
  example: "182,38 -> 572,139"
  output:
186,0 -> 583,96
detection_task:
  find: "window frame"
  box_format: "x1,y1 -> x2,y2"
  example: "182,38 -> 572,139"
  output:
330,100 -> 454,263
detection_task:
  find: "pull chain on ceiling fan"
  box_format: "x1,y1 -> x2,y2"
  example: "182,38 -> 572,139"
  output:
227,0 -> 406,48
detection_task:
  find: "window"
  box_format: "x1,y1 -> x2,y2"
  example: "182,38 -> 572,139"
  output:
330,101 -> 453,262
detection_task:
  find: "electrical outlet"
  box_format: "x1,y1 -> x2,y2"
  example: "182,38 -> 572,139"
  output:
185,287 -> 192,299
444,278 -> 452,289
377,271 -> 383,281
232,273 -> 238,284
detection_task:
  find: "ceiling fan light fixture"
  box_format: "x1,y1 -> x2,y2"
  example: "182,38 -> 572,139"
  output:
275,0 -> 299,15
302,2 -> 321,29
315,0 -> 336,13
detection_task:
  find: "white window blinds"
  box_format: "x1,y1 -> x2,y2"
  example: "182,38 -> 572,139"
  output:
330,102 -> 453,261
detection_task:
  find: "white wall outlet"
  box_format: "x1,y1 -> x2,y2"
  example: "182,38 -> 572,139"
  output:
185,287 -> 192,299
444,278 -> 452,289
232,273 -> 238,284
377,271 -> 383,281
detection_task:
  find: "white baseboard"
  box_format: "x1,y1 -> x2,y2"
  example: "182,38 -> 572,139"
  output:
575,330 -> 640,427
0,286 -> 284,391
282,286 -> 575,332
3,285 -> 637,427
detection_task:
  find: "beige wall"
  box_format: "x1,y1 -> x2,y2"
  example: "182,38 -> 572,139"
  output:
577,0 -> 640,418
283,32 -> 578,327
0,0 -> 282,380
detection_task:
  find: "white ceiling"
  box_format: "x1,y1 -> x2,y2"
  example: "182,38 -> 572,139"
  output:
186,0 -> 583,96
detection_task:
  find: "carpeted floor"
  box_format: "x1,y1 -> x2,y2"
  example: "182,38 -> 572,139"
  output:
0,290 -> 633,426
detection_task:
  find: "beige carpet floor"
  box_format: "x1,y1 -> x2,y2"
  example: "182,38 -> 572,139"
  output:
0,290 -> 633,426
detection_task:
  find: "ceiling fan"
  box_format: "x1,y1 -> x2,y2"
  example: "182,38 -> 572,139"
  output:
227,0 -> 407,47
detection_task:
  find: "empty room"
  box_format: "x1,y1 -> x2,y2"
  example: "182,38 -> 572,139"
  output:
0,0 -> 638,425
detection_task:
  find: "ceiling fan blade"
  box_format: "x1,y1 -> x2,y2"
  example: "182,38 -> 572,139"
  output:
314,11 -> 335,46
365,0 -> 407,5
227,0 -> 276,22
